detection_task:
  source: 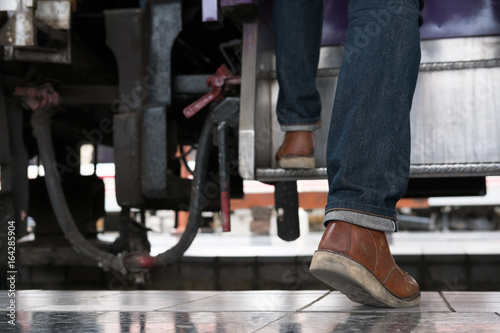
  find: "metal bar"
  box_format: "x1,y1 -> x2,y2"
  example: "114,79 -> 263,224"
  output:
142,105 -> 167,198
105,9 -> 145,207
410,163 -> 500,178
274,181 -> 300,241
255,163 -> 500,182
256,168 -> 327,182
53,77 -> 213,105
57,85 -> 118,106
419,59 -> 500,72
173,75 -> 211,94
148,0 -> 182,106
238,21 -> 259,180
218,121 -> 231,232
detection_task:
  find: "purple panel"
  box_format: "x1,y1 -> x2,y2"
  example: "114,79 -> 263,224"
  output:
320,0 -> 500,44
221,0 -> 500,45
321,0 -> 348,45
224,0 -> 500,45
202,0 -> 219,22
420,0 -> 500,40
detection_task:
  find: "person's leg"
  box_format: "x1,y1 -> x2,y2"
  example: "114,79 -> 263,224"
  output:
311,0 -> 424,308
273,0 -> 323,168
324,0 -> 423,231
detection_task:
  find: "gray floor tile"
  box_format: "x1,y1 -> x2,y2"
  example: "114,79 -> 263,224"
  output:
255,312 -> 500,333
5,311 -> 287,333
442,291 -> 500,301
442,291 -> 500,312
302,291 -> 451,313
159,290 -> 328,312
9,290 -> 220,312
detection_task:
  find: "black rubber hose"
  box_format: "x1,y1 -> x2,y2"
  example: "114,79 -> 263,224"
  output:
31,109 -> 127,274
155,112 -> 214,266
0,72 -> 10,164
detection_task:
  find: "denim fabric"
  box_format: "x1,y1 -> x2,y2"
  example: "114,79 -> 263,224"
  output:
273,0 -> 323,131
273,0 -> 424,231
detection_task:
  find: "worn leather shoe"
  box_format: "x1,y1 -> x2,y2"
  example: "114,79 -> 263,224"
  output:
275,131 -> 315,168
310,221 -> 420,308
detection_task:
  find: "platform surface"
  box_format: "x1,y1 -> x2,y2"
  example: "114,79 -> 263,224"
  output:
1,290 -> 500,332
141,230 -> 500,257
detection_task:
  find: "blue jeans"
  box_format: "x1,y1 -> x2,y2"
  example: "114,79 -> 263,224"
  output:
273,0 -> 424,231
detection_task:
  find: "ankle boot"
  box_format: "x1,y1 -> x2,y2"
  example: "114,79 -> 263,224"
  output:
275,131 -> 315,169
310,221 -> 420,308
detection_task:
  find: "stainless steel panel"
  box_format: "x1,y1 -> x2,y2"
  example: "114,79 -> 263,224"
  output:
239,18 -> 274,180
411,36 -> 500,177
238,21 -> 259,180
240,33 -> 500,180
0,0 -> 18,11
420,36 -> 500,63
35,0 -> 71,30
410,67 -> 500,166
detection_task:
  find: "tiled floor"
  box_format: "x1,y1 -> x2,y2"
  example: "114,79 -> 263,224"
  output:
1,290 -> 499,332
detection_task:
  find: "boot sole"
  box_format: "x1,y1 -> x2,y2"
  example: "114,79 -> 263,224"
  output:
278,156 -> 315,169
310,250 -> 420,308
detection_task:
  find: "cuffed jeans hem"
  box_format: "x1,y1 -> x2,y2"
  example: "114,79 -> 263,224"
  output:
280,122 -> 320,132
323,210 -> 398,232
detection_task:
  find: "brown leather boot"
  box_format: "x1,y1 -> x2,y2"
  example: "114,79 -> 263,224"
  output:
275,131 -> 315,168
310,221 -> 420,308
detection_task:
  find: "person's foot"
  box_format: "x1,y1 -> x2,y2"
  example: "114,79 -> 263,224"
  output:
275,131 -> 315,168
310,221 -> 420,308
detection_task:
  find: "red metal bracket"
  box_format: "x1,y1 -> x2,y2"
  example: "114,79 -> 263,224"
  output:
183,65 -> 241,118
13,84 -> 60,111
